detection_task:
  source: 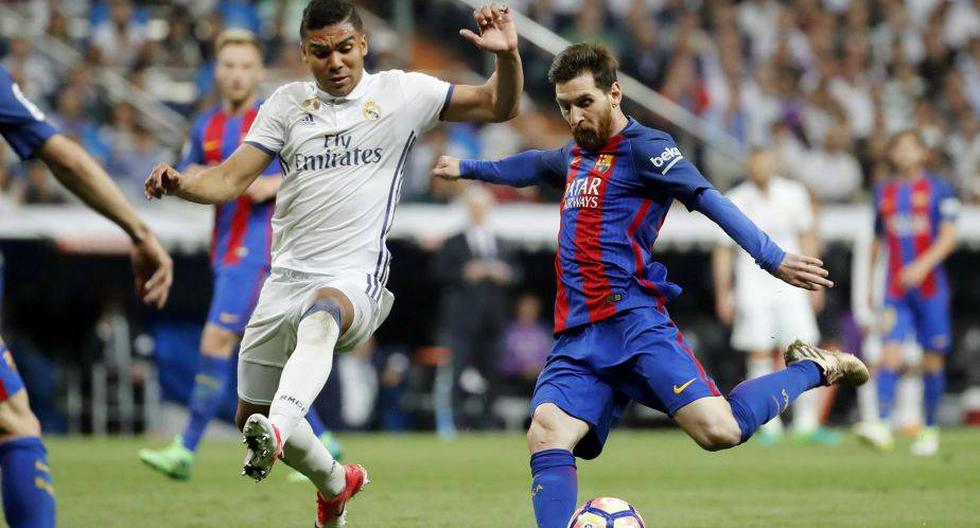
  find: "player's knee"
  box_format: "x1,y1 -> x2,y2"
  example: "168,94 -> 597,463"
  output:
527,405 -> 587,453
201,325 -> 237,358
880,344 -> 904,370
0,399 -> 42,438
306,288 -> 353,332
695,417 -> 742,452
922,352 -> 944,374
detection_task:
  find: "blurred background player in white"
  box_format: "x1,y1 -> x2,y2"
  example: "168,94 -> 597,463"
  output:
144,1 -> 523,525
137,29 -> 341,483
0,63 -> 172,528
713,148 -> 836,446
858,131 -> 960,456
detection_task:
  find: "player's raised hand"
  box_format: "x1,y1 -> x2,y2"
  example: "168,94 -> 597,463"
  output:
144,163 -> 183,200
130,232 -> 173,309
774,253 -> 834,291
460,3 -> 518,54
432,155 -> 462,181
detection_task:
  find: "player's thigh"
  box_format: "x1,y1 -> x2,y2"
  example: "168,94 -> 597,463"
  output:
911,294 -> 952,354
312,277 -> 388,353
673,396 -> 741,451
620,310 -> 721,417
207,264 -> 270,336
529,348 -> 620,459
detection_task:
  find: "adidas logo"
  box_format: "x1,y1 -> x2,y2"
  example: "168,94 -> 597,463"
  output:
298,113 -> 316,126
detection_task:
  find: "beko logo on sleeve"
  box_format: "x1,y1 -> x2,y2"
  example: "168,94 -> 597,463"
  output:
650,146 -> 683,172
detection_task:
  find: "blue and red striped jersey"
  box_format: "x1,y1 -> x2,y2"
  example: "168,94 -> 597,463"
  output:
178,101 -> 280,270
461,118 -> 785,334
874,173 -> 959,299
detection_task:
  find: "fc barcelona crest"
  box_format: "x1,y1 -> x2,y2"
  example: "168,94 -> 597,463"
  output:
363,100 -> 382,121
595,154 -> 613,173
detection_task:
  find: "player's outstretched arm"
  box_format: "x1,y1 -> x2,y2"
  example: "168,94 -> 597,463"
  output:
441,3 -> 522,123
432,147 -> 565,187
145,143 -> 273,205
37,134 -> 173,308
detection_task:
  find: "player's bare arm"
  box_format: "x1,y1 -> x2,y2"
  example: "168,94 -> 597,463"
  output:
441,4 -> 522,123
244,175 -> 282,203
432,155 -> 461,180
899,221 -> 958,288
38,134 -> 173,308
144,143 -> 273,204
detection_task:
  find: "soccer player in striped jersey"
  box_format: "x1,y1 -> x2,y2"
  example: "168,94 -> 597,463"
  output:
145,2 -> 523,525
432,43 -> 869,528
0,64 -> 172,528
138,29 -> 340,482
857,130 -> 959,456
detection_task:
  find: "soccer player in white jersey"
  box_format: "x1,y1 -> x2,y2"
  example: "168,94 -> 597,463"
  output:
144,1 -> 522,525
713,148 -> 835,445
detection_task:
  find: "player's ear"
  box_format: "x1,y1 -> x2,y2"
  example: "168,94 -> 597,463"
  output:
299,41 -> 309,65
359,33 -> 368,58
609,81 -> 623,107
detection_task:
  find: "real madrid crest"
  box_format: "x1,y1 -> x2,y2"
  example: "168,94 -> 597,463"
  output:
301,97 -> 321,112
363,100 -> 382,121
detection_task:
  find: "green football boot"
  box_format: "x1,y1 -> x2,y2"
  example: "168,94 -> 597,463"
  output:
139,435 -> 194,481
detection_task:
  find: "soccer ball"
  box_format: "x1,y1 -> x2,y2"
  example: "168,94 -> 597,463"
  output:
567,497 -> 646,528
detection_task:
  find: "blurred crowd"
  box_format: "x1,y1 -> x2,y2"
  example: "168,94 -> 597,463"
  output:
0,0 -> 976,206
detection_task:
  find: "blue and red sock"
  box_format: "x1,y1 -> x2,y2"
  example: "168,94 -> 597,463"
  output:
530,449 -> 577,528
727,361 -> 823,443
876,367 -> 899,421
181,354 -> 232,452
923,370 -> 945,427
0,436 -> 55,528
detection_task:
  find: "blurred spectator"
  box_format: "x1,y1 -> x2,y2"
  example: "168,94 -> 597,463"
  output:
89,0 -> 150,68
49,86 -> 109,163
499,293 -> 552,392
431,186 -> 521,432
19,162 -> 67,205
105,122 -> 166,201
2,37 -> 56,106
337,339 -> 378,430
799,122 -> 864,203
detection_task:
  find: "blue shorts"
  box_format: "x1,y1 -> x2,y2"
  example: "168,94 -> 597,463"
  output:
531,307 -> 721,460
0,342 -> 25,403
206,264 -> 269,335
883,290 -> 951,353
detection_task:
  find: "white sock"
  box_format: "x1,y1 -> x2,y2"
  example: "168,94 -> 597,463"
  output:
280,419 -> 347,497
792,387 -> 820,433
748,357 -> 783,433
857,376 -> 878,423
269,310 -> 339,443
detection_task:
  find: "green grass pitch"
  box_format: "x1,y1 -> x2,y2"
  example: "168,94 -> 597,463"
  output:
43,429 -> 980,527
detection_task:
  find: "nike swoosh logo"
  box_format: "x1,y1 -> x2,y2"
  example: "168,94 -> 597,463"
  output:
673,378 -> 697,395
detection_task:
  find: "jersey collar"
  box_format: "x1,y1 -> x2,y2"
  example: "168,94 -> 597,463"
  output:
314,70 -> 373,104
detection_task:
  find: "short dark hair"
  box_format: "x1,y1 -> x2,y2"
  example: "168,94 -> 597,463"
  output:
300,0 -> 363,39
547,43 -> 619,92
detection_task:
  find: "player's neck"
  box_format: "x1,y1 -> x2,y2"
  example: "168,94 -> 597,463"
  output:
610,110 -> 629,137
223,94 -> 258,116
898,168 -> 924,180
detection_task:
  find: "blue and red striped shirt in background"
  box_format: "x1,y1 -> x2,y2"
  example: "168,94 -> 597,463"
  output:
461,118 -> 785,334
178,101 -> 279,271
874,173 -> 960,300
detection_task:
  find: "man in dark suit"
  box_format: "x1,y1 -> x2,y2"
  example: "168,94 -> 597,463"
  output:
432,186 -> 521,434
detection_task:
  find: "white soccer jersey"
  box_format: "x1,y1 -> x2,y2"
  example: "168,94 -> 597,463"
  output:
726,177 -> 814,299
244,70 -> 452,302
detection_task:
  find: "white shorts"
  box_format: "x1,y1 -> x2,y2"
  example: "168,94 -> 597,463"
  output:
237,269 -> 394,405
730,287 -> 819,352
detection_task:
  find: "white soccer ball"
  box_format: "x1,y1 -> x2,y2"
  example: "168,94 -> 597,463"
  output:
567,497 -> 647,528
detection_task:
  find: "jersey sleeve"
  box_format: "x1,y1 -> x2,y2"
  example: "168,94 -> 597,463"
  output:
396,71 -> 454,133
630,134 -> 713,210
0,68 -> 58,160
934,179 -> 961,225
460,145 -> 568,188
243,87 -> 287,156
176,116 -> 205,171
